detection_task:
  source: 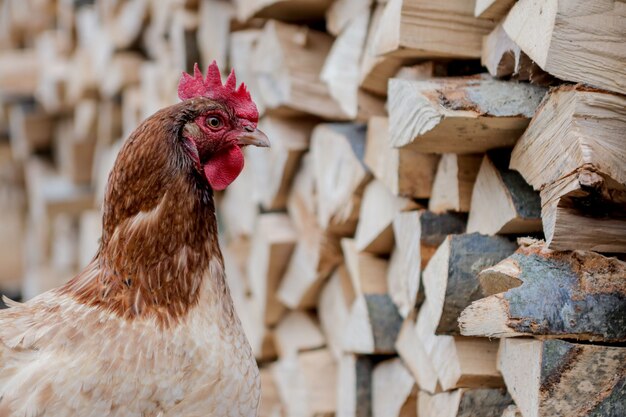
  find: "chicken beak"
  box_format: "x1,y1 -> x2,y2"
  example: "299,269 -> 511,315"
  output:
238,128 -> 270,148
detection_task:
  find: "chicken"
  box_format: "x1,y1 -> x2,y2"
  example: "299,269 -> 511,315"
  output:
0,62 -> 269,417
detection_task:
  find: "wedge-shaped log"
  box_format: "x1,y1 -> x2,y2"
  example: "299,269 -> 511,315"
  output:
272,349 -> 337,417
342,292 -> 403,355
337,354 -> 374,417
230,30 -> 266,116
499,339 -> 626,417
373,0 -> 496,59
387,210 -> 466,317
312,123 -> 370,236
259,368 -> 284,417
354,179 -> 418,255
467,152 -> 541,235
321,8 -> 372,119
372,358 -> 417,417
274,311 -> 325,359
428,154 -> 482,213
277,226 -> 342,309
460,240 -> 626,342
318,267 -> 352,359
418,388 -> 512,417
248,213 -> 297,326
397,301 -> 503,393
422,233 -> 517,335
364,116 -> 439,199
503,0 -> 626,94
388,77 -> 546,153
511,87 -> 626,252
249,115 -> 315,210
252,21 -> 350,120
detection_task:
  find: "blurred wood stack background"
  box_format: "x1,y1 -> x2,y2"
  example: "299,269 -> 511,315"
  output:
0,0 -> 625,416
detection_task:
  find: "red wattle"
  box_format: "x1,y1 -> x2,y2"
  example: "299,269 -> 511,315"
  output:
203,146 -> 244,191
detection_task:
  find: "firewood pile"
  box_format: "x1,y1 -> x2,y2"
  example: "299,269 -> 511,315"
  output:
1,0 -> 625,416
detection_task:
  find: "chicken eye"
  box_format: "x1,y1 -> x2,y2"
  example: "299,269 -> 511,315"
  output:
206,117 -> 222,129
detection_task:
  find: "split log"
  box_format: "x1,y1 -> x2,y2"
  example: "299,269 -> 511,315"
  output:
235,0 -> 333,22
373,0 -> 496,59
223,245 -> 276,361
247,213 -> 297,326
342,292 -> 403,354
503,0 -> 626,94
251,20 -> 350,120
467,152 -> 542,235
341,238 -> 388,297
422,233 -> 517,335
326,0 -> 372,36
286,153 -> 317,233
56,100 -> 98,184
337,354 -> 374,417
318,267 -> 352,359
8,103 -> 53,160
78,210 -> 101,268
99,52 -> 143,99
249,115 -> 314,210
220,148 -> 259,240
312,123 -> 370,236
364,116 -> 439,199
397,301 -> 503,394
474,0 -> 516,20
274,311 -> 325,358
0,49 -> 39,97
101,0 -> 148,50
498,338 -> 626,417
197,0 -> 233,71
277,226 -> 342,309
395,311 -> 441,394
418,388 -> 512,417
460,240 -> 626,342
321,8 -> 370,119
272,349 -> 337,417
372,358 -> 418,417
387,210 -> 466,317
428,154 -> 482,214
388,77 -> 546,153
353,179 -> 418,255
230,29 -> 266,116
510,87 -> 626,252
359,3 -> 415,97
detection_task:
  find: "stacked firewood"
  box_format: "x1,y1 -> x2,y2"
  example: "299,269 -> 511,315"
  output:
1,0 -> 625,416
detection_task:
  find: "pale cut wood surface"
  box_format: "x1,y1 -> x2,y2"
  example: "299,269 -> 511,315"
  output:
499,338 -> 626,417
504,0 -> 626,94
388,77 -> 546,153
251,20 -> 350,120
387,210 -> 466,318
372,358 -> 417,417
341,238 -> 388,297
374,0 -> 496,59
326,0 -> 373,36
312,123 -> 370,236
337,353 -> 374,417
273,311 -> 325,358
354,179 -> 418,255
429,154 -> 482,213
467,152 -> 541,235
364,116 -> 439,199
460,240 -> 626,342
321,8 -> 370,119
318,268 -> 352,360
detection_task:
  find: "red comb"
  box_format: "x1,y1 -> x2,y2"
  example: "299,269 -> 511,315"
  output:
178,62 -> 258,123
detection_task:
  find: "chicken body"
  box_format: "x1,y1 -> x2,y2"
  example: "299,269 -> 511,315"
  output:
0,262 -> 259,417
0,91 -> 265,416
